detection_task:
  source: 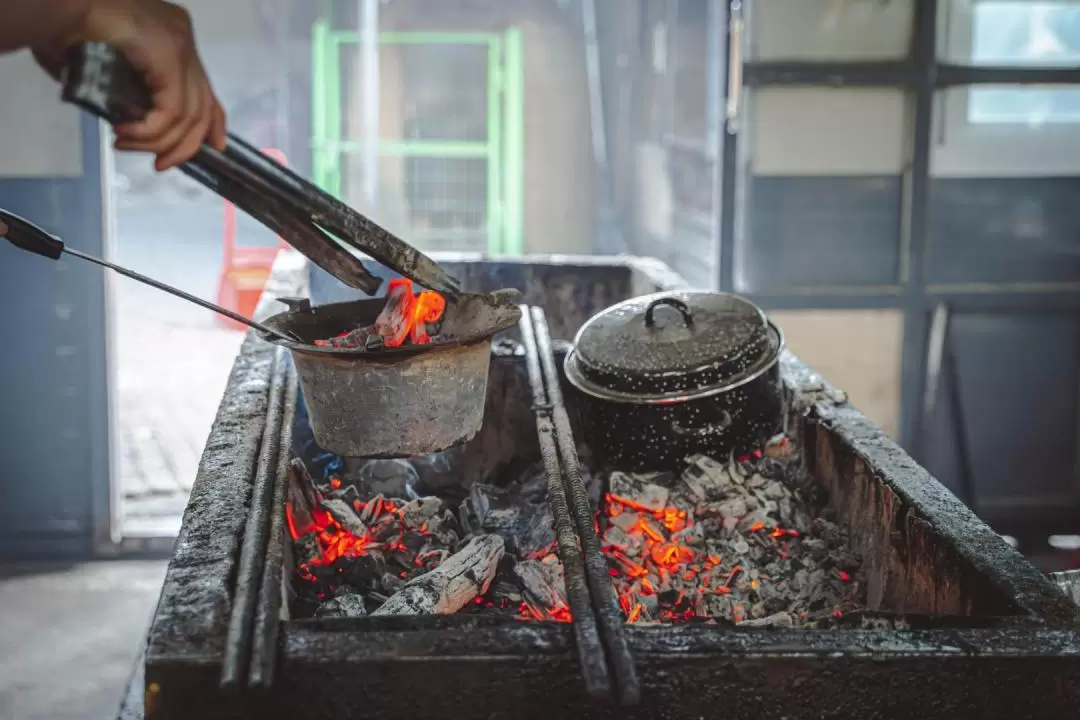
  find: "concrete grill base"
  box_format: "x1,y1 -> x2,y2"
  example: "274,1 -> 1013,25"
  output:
121,253 -> 1080,720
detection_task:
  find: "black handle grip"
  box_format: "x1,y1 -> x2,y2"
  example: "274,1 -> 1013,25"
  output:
60,43 -> 152,125
0,210 -> 65,260
644,297 -> 694,328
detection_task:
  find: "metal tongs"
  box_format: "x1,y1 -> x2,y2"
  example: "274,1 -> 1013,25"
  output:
59,43 -> 461,297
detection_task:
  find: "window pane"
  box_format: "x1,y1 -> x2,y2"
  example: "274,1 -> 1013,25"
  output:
969,86 -> 1080,124
735,89 -> 907,292
972,1 -> 1080,66
750,0 -> 913,60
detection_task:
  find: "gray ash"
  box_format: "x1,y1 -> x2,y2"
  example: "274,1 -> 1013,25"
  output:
597,435 -> 865,627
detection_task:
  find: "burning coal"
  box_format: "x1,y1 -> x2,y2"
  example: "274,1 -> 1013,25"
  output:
287,457 -> 571,622
597,436 -> 865,627
287,409 -> 862,627
315,278 -> 446,350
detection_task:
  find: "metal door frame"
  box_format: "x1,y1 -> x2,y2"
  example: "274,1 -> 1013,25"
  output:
310,23 -> 525,255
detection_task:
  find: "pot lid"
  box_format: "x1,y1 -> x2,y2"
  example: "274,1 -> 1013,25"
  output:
570,291 -> 772,396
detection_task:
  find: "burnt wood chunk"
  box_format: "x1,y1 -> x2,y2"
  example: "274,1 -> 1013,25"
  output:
372,535 -> 506,616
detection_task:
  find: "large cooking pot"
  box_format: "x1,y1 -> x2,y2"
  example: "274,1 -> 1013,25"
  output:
564,290 -> 785,473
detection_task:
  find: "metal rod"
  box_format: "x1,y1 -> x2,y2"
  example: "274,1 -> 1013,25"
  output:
529,307 -> 641,706
248,358 -> 298,689
518,307 -> 612,700
360,0 -> 380,210
60,246 -> 295,343
221,347 -> 290,689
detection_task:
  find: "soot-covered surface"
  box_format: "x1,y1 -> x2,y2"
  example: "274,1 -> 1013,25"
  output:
134,254 -> 1080,720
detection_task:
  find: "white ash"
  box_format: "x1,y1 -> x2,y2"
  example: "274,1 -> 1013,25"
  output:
599,442 -> 865,627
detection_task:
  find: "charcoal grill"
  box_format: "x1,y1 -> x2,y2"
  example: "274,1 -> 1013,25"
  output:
118,254 -> 1080,720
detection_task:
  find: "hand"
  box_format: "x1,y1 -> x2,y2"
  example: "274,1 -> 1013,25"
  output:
33,0 -> 226,171
0,219 -> 7,237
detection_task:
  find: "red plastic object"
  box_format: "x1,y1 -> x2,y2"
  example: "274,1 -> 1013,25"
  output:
214,148 -> 292,331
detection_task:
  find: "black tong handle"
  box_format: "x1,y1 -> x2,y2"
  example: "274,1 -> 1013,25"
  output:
0,210 -> 65,260
60,43 -> 462,297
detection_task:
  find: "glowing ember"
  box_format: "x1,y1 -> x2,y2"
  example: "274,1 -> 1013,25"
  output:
376,278 -> 447,347
598,444 -> 865,626
315,278 -> 446,349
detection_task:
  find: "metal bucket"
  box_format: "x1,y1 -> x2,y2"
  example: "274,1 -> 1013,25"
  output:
260,292 -> 520,457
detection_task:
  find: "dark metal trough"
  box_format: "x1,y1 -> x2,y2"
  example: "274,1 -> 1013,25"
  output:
120,254 -> 1080,720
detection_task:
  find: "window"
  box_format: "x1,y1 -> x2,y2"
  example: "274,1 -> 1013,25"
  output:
970,2 -> 1080,124
935,0 -> 1080,177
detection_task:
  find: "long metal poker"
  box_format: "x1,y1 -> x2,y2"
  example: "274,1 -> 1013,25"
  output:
1,209 -> 300,344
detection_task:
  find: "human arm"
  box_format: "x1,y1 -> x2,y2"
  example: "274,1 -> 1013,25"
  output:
0,0 -> 226,170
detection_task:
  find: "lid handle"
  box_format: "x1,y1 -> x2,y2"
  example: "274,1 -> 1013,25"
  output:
645,297 -> 694,328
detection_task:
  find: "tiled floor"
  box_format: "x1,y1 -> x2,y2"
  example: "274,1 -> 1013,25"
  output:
114,307 -> 243,536
0,561 -> 167,720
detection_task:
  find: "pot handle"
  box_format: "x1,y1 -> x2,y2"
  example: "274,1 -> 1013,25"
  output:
645,297 -> 694,328
671,410 -> 733,438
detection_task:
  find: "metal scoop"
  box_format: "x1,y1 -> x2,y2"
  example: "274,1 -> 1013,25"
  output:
1,209 -> 301,344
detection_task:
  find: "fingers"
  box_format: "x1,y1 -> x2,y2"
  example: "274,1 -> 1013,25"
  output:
84,1 -> 227,170
0,219 -> 7,237
207,98 -> 227,152
31,47 -> 63,82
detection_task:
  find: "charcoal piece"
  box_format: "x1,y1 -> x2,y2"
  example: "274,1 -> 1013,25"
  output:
372,535 -> 506,616
381,572 -> 406,594
338,551 -> 386,592
329,484 -> 362,508
739,510 -> 772,533
680,454 -> 735,501
322,498 -> 368,537
464,483 -> 554,557
513,557 -> 568,611
402,531 -> 428,554
609,470 -> 673,501
699,497 -> 747,520
314,325 -> 377,349
371,517 -> 400,543
288,461 -> 318,532
293,532 -> 321,566
401,497 -> 443,529
359,494 -> 386,525
740,611 -> 794,628
763,480 -> 787,500
315,594 -> 368,618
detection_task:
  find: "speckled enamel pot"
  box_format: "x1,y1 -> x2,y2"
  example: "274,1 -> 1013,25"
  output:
564,290 -> 786,474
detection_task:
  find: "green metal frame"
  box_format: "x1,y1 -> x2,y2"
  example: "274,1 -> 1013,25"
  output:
311,26 -> 525,255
